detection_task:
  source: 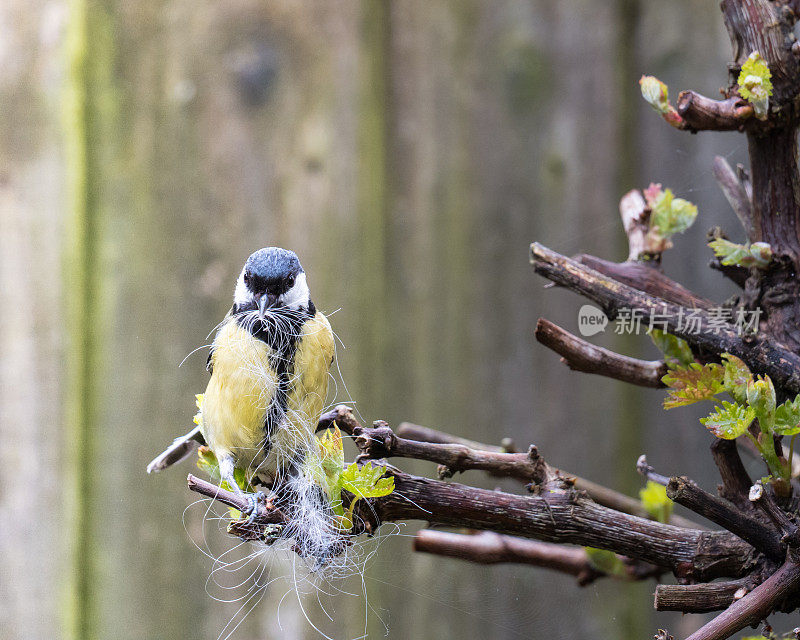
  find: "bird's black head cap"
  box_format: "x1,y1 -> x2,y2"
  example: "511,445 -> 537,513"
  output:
243,247 -> 303,295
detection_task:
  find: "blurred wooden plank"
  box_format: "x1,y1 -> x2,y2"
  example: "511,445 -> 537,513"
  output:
0,2 -> 67,640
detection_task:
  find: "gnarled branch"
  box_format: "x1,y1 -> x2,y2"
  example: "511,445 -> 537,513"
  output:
676,91 -> 753,132
535,318 -> 666,388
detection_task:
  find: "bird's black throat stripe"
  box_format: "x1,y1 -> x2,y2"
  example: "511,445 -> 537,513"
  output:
232,301 -> 317,449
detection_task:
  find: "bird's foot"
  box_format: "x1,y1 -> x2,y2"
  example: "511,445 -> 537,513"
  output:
243,491 -> 267,524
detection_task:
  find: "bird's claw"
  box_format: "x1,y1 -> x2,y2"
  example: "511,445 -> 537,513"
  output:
243,491 -> 266,525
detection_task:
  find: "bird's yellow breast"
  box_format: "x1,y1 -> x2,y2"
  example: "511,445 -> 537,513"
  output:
200,311 -> 334,476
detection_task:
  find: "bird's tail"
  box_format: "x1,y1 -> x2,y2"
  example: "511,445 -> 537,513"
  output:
146,425 -> 205,474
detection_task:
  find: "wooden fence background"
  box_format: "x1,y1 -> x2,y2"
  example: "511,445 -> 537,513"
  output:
1,1 -> 784,638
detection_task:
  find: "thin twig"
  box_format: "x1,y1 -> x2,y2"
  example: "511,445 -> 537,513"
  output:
535,318 -> 667,388
712,155 -> 754,238
637,455 -> 672,486
396,422 -> 514,453
710,438 -> 754,510
667,476 -> 784,561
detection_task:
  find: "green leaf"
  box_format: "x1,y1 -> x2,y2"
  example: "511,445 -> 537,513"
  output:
584,547 -> 627,577
639,480 -> 673,524
650,188 -> 698,238
721,353 -> 752,404
639,76 -> 684,128
774,395 -> 800,436
639,76 -> 671,115
196,446 -> 254,495
649,329 -> 694,368
738,51 -> 772,120
747,375 -> 777,431
701,401 -> 756,439
662,362 -> 725,409
339,461 -> 395,530
708,238 -> 772,269
341,462 -> 395,500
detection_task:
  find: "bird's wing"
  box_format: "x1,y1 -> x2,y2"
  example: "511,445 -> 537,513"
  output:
206,307 -> 235,375
146,425 -> 206,473
286,311 -> 336,430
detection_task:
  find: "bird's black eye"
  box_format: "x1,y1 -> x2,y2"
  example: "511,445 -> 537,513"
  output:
243,271 -> 252,285
286,274 -> 295,288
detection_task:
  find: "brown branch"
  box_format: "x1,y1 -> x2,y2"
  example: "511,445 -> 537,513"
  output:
359,470 -> 755,582
572,254 -> 713,310
396,422 -> 514,454
711,438 -> 754,510
187,463 -> 754,580
676,91 -> 753,132
187,474 -> 288,529
684,556 -> 800,640
535,318 -> 667,388
654,579 -> 748,613
414,529 -> 663,585
666,476 -> 784,561
749,481 -> 800,546
414,530 -> 601,584
530,242 -> 800,394
712,155 -> 754,238
356,422 -> 551,484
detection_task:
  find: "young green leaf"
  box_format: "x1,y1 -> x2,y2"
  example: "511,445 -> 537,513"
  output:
340,462 -> 395,529
193,393 -> 204,427
721,353 -> 752,404
584,547 -> 627,577
662,362 -> 725,408
306,426 -> 346,516
747,375 -> 776,431
737,51 -> 772,120
701,401 -> 756,439
649,329 -> 694,368
341,462 -> 395,500
639,480 -> 673,524
708,238 -> 772,269
773,395 -> 800,436
650,188 -> 698,238
639,76 -> 684,128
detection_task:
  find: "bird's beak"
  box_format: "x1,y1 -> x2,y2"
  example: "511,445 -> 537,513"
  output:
257,293 -> 279,319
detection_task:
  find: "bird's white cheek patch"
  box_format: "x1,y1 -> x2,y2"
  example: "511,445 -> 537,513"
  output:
280,272 -> 310,310
233,269 -> 251,308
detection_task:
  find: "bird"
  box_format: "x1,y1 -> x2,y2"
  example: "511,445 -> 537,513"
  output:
148,247 -> 335,520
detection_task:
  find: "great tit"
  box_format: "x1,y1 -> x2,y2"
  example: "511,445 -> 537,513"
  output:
148,247 -> 335,517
